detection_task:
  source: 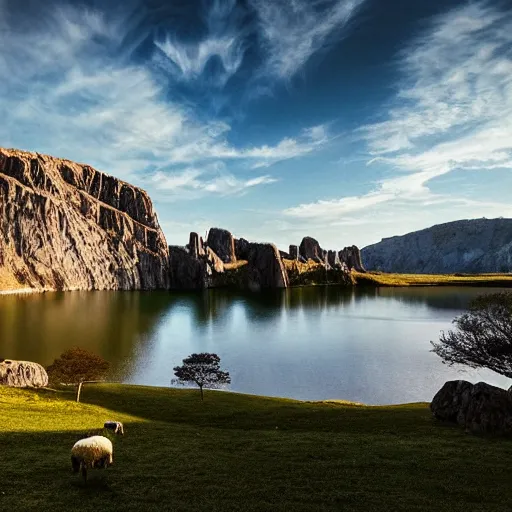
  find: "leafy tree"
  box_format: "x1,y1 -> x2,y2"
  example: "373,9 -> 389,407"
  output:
46,347 -> 110,402
172,353 -> 231,400
431,292 -> 512,378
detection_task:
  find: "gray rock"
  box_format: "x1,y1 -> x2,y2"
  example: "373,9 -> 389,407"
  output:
0,359 -> 48,387
246,243 -> 289,290
289,245 -> 299,260
327,250 -> 341,268
207,228 -> 236,263
279,250 -> 291,260
188,232 -> 205,258
361,218 -> 512,274
339,246 -> 366,272
299,236 -> 324,263
431,380 -> 512,435
234,238 -> 251,260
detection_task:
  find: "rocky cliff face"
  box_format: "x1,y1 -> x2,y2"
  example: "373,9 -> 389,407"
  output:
361,218 -> 512,274
0,148 -> 169,291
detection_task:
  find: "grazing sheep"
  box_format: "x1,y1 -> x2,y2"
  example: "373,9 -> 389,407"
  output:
71,435 -> 113,482
104,420 -> 124,435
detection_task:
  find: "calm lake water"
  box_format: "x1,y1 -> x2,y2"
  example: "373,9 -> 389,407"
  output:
0,286 -> 510,404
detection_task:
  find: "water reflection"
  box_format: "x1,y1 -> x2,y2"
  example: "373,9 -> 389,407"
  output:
0,286 -> 509,404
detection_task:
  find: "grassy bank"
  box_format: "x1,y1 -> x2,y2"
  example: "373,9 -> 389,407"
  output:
1,384 -> 512,511
353,271 -> 512,287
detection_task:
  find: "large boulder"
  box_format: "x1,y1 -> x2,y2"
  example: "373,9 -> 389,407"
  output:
339,246 -> 366,272
289,245 -> 299,260
299,237 -> 324,263
188,232 -> 205,258
0,359 -> 48,387
431,380 -> 512,435
207,228 -> 236,263
246,243 -> 289,290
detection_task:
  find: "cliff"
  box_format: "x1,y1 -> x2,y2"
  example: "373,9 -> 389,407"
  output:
361,218 -> 512,274
0,148 -> 169,291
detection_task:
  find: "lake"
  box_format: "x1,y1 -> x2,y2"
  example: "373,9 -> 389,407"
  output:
0,286 -> 510,404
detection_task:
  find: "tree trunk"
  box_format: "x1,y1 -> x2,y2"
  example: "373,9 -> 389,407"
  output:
200,385 -> 203,401
76,381 -> 83,403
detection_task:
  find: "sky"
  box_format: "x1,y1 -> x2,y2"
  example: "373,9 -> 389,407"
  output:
1,0 -> 512,250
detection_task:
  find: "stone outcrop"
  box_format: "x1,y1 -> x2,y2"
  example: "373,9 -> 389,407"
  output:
235,238 -> 250,261
279,250 -> 290,260
0,148 -> 169,291
0,359 -> 48,387
327,250 -> 341,268
339,246 -> 366,272
207,228 -> 236,263
289,245 -> 299,260
188,232 -> 205,259
299,237 -> 324,263
431,380 -> 512,435
246,243 -> 289,290
361,218 -> 512,274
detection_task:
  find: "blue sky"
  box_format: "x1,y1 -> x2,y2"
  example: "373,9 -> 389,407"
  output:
1,0 -> 512,250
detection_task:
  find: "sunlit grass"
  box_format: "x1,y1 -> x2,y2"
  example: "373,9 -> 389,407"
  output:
353,271 -> 512,287
1,383 -> 512,511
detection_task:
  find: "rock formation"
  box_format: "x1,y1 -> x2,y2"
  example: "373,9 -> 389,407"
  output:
188,232 -> 205,259
235,238 -> 250,261
0,359 -> 48,387
327,250 -> 341,268
207,228 -> 236,263
361,218 -> 512,274
339,246 -> 366,272
431,380 -> 512,435
289,245 -> 299,260
299,237 -> 324,263
246,243 -> 289,290
0,148 -> 169,291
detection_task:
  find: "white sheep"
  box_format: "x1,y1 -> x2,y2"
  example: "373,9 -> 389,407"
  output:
104,420 -> 124,435
71,435 -> 113,482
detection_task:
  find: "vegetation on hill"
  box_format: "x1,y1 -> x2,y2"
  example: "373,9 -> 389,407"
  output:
1,384 -> 512,511
353,271 -> 512,287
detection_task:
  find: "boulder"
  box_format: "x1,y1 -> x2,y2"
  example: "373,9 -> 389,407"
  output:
279,250 -> 291,260
205,247 -> 224,273
0,359 -> 48,387
207,228 -> 236,263
299,236 -> 324,263
234,238 -> 251,260
246,243 -> 289,290
339,246 -> 366,272
289,245 -> 299,260
431,380 -> 512,435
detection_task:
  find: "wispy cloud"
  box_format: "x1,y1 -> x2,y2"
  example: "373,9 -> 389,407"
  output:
150,165 -> 276,201
0,2 -> 330,200
284,1 -> 512,240
154,0 -> 246,87
250,0 -> 365,79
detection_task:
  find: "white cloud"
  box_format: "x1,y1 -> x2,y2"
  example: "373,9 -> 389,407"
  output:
283,1 -> 512,243
250,0 -> 365,79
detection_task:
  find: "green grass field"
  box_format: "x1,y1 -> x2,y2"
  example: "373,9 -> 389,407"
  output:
1,384 -> 512,512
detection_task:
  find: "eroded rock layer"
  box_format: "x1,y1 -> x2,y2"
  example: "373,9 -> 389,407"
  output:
0,148 -> 169,291
0,359 -> 48,388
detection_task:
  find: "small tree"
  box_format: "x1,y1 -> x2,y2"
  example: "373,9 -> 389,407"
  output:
172,353 -> 231,400
46,347 -> 110,402
431,292 -> 512,378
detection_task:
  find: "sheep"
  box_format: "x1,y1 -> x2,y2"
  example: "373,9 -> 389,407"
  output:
71,435 -> 113,482
104,420 -> 124,435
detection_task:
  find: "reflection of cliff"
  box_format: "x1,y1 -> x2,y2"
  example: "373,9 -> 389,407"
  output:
0,291 -> 171,380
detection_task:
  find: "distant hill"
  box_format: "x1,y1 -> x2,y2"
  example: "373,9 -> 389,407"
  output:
361,218 -> 512,274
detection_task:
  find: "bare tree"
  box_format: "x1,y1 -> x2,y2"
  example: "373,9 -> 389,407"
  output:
431,292 -> 512,378
46,347 -> 110,402
172,353 -> 231,400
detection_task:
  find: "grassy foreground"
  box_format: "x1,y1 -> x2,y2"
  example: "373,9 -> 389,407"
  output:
353,271 -> 512,287
1,384 -> 512,512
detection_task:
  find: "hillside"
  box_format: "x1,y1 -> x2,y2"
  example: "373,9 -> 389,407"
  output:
361,218 -> 512,274
1,384 -> 512,511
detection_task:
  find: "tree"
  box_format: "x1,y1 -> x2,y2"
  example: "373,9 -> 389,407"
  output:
172,353 -> 231,400
46,347 -> 110,402
431,292 -> 512,378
